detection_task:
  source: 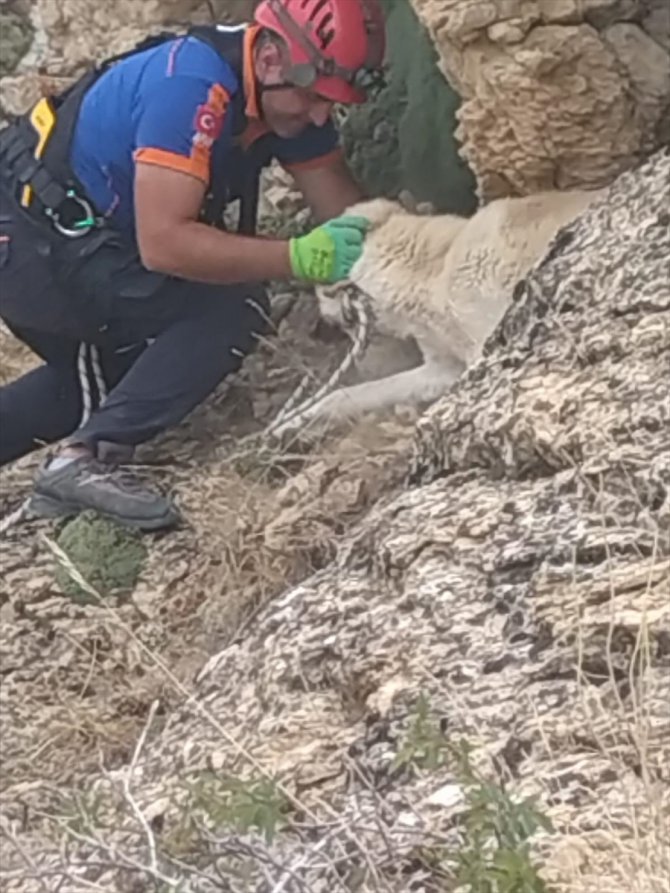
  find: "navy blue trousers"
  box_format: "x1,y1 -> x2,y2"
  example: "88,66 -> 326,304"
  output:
0,189 -> 270,466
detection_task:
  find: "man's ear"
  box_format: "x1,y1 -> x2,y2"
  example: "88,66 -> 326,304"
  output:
254,40 -> 285,84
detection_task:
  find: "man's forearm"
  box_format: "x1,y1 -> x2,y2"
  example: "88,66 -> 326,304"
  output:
291,155 -> 366,223
142,220 -> 293,285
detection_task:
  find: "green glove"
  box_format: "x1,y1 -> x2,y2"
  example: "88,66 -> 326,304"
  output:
289,215 -> 369,284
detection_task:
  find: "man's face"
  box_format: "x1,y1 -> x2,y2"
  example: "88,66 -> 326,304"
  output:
254,39 -> 335,138
261,86 -> 334,138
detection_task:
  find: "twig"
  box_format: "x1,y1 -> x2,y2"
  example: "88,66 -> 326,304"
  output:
189,826 -> 318,893
122,699 -> 160,874
0,496 -> 30,536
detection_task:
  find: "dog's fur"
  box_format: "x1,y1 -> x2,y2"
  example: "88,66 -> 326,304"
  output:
286,187 -> 605,431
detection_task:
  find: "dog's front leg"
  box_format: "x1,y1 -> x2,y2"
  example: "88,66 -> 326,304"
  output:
273,362 -> 462,436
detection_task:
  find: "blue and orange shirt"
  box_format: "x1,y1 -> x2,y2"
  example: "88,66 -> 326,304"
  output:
70,25 -> 342,233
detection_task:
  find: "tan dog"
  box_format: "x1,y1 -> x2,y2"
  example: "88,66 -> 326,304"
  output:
286,187 -> 606,431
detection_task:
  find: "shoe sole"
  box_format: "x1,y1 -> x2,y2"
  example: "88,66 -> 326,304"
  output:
28,493 -> 181,532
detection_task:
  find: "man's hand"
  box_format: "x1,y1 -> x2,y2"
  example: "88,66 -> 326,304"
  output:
289,215 -> 369,284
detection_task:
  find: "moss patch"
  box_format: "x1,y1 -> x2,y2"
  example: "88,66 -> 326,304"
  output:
54,511 -> 148,603
341,0 -> 477,215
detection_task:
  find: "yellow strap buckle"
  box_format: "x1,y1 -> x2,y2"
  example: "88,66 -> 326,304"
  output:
21,97 -> 57,208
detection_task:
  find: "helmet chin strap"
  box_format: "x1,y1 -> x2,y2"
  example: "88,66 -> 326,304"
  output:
259,82 -> 299,93
256,81 -> 300,123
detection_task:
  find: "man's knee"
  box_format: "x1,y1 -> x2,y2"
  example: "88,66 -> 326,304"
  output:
0,365 -> 82,465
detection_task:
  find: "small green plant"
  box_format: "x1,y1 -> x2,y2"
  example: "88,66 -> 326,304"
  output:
187,771 -> 289,844
393,692 -> 451,772
395,695 -> 554,893
53,510 -> 147,603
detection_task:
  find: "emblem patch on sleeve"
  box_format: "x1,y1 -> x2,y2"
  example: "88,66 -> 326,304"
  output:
194,104 -> 224,144
192,84 -> 229,152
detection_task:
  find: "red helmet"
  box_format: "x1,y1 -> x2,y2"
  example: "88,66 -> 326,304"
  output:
254,0 -> 386,104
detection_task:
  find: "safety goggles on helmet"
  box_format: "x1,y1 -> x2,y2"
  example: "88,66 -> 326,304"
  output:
259,0 -> 386,102
280,58 -> 387,99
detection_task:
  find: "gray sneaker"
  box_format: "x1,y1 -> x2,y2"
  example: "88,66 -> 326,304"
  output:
29,456 -> 181,531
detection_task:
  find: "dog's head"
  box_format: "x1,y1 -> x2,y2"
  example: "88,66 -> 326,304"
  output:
314,194 -> 441,339
315,280 -> 361,333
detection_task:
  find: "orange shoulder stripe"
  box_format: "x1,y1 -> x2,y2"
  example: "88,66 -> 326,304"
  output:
206,82 -> 230,117
134,147 -> 209,184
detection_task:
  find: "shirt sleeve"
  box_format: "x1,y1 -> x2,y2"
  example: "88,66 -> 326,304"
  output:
133,76 -> 231,184
273,119 -> 343,172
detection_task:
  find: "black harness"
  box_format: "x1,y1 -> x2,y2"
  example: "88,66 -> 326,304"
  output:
0,26 -> 263,238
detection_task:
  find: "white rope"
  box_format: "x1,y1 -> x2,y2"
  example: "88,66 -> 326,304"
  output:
77,342 -> 93,427
264,289 -> 372,437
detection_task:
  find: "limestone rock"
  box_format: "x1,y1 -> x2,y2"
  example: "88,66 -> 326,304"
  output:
410,0 -> 670,199
0,6 -> 33,78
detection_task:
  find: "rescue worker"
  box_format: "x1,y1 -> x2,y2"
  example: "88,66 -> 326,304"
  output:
0,0 -> 385,530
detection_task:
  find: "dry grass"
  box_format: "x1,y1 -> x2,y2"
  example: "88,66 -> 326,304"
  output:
417,563 -> 670,893
3,394 -> 667,891
541,587 -> 670,893
0,322 -> 37,384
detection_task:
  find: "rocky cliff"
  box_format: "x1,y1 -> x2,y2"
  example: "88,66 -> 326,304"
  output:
1,145 -> 668,893
411,0 -> 670,199
0,2 -> 668,891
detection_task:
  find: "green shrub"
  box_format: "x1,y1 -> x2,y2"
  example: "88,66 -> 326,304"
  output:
396,694 -> 554,893
54,511 -> 147,603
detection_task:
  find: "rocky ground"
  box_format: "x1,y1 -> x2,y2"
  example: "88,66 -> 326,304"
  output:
0,167 -> 423,889
1,1 -> 669,889
1,133 -> 668,892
